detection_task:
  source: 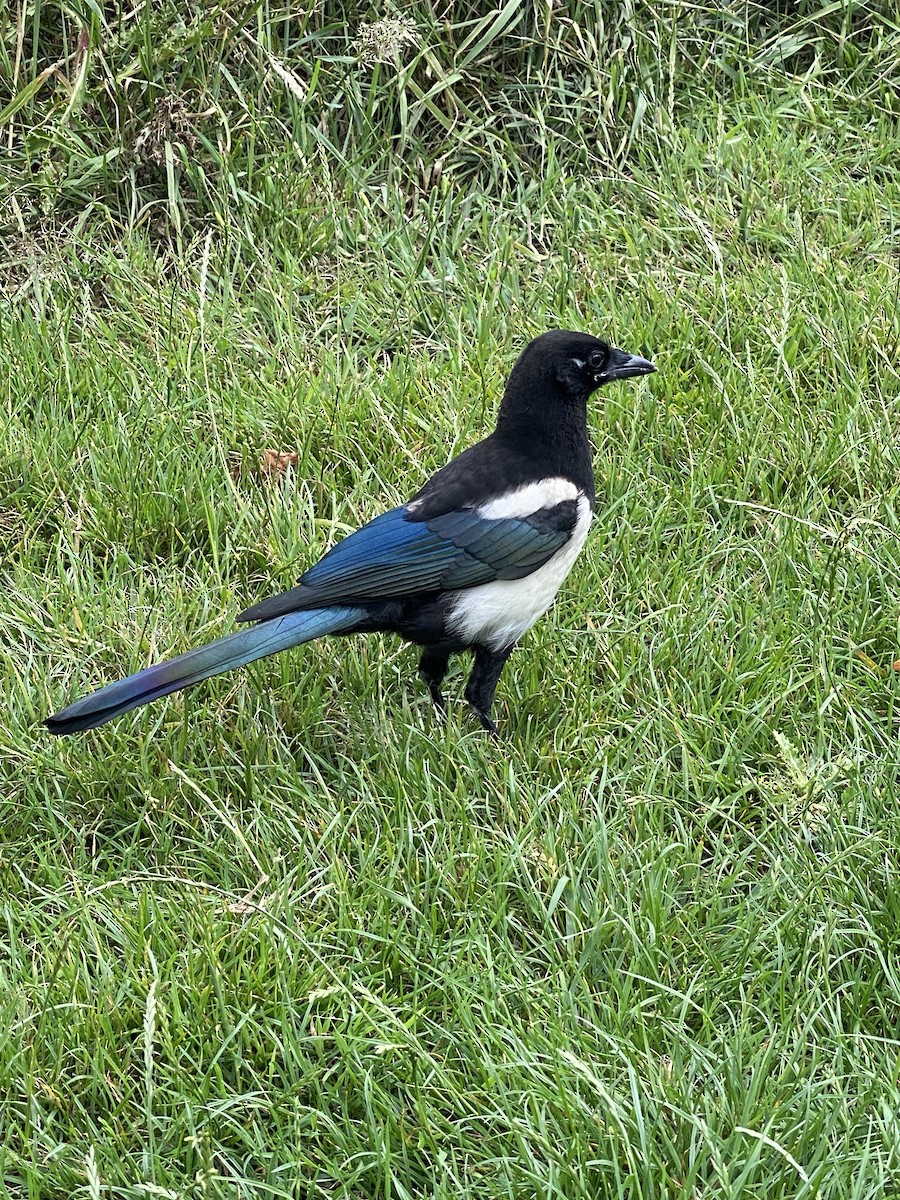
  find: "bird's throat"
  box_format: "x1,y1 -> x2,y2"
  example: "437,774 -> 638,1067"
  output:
495,395 -> 593,498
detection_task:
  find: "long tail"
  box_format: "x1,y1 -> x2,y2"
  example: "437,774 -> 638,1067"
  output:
45,606 -> 367,735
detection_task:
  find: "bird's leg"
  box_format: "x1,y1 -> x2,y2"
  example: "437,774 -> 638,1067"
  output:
419,647 -> 452,713
465,644 -> 515,735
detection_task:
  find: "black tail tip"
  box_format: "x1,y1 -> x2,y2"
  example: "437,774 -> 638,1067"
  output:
44,709 -> 109,736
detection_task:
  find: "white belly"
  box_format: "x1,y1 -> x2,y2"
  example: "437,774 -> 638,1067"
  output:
446,494 -> 592,650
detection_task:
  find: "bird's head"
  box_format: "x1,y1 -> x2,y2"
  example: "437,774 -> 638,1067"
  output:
518,330 -> 656,401
495,330 -> 656,455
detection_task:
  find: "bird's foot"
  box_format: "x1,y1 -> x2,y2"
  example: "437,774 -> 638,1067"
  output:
469,705 -> 500,737
419,650 -> 450,719
422,680 -> 446,713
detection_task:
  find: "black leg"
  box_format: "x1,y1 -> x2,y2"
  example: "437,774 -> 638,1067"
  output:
419,646 -> 452,713
465,644 -> 514,735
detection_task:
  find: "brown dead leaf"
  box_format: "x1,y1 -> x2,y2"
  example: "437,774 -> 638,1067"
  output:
230,449 -> 299,482
260,448 -> 299,475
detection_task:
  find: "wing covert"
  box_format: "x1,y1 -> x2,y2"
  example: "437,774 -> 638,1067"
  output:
237,501 -> 578,622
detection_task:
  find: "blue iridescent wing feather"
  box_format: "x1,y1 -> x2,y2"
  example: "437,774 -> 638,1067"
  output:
238,503 -> 574,621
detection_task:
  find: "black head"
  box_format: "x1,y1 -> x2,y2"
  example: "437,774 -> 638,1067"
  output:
494,330 -> 655,492
511,330 -> 656,403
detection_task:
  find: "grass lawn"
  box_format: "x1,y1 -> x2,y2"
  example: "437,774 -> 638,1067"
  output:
2,25 -> 900,1199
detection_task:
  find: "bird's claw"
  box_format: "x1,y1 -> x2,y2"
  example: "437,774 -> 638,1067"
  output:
470,706 -> 500,737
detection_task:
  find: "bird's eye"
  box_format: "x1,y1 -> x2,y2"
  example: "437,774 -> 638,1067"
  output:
589,351 -> 605,370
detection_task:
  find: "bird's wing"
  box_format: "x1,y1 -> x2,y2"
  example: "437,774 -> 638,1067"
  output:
237,500 -> 579,622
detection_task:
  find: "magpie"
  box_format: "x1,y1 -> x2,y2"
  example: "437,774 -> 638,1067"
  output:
45,331 -> 655,737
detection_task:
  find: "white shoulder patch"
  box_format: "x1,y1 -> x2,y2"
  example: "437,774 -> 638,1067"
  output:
478,477 -> 579,520
447,493 -> 592,651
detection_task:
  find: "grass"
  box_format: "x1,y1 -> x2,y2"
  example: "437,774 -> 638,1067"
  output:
3,3 -> 900,1197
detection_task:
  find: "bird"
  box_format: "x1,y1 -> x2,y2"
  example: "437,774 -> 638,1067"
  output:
45,330 -> 655,737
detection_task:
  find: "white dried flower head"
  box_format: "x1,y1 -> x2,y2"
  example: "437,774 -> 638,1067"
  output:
354,15 -> 420,66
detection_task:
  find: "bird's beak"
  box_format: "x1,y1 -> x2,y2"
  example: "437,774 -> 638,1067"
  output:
598,346 -> 656,384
